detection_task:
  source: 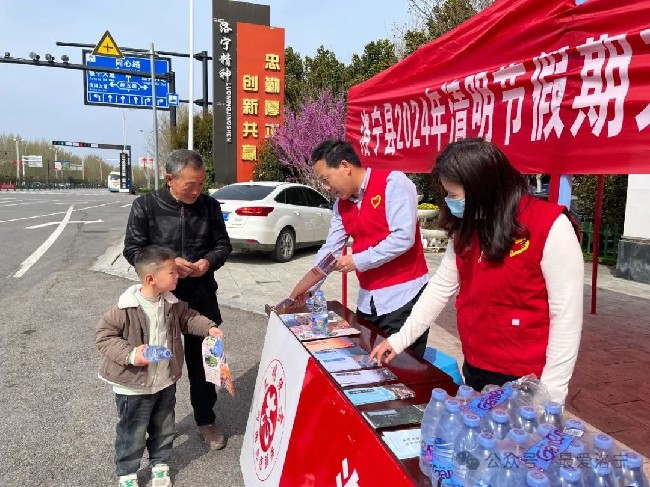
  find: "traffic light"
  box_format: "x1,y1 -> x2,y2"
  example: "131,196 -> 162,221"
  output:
78,142 -> 91,148
52,140 -> 66,146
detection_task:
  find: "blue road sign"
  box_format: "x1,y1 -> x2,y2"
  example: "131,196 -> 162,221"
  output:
168,93 -> 179,106
84,52 -> 172,109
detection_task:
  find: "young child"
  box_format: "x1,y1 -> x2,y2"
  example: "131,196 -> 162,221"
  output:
96,245 -> 224,487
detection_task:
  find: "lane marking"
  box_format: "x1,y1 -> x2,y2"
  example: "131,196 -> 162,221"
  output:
0,202 -> 121,224
26,219 -> 103,229
14,205 -> 74,278
121,204 -> 132,207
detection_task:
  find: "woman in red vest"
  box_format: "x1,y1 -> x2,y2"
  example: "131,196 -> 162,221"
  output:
370,138 -> 584,403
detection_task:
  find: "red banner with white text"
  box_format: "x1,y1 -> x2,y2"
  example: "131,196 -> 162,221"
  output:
346,0 -> 650,175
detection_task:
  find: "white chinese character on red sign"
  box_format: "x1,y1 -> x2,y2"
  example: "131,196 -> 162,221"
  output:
635,29 -> 650,131
531,47 -> 569,142
371,106 -> 383,156
571,33 -> 632,138
383,103 -> 396,155
465,71 -> 495,141
443,81 -> 470,142
424,88 -> 448,150
359,110 -> 371,156
335,458 -> 360,487
493,62 -> 526,145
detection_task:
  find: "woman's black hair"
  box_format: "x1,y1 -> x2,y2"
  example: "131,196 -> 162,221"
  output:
434,138 -> 530,261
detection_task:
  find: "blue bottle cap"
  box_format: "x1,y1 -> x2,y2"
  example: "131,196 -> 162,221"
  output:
431,387 -> 447,401
520,405 -> 538,420
478,432 -> 496,449
559,465 -> 581,482
592,459 -> 613,476
567,439 -> 586,455
526,470 -> 549,487
564,418 -> 585,431
491,409 -> 510,423
594,433 -> 614,450
458,385 -> 475,398
462,412 -> 481,428
314,290 -> 324,297
544,401 -> 562,415
444,399 -> 461,412
536,423 -> 554,438
507,428 -> 529,445
623,451 -> 643,469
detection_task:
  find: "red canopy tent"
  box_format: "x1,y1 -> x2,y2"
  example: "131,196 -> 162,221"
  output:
345,0 -> 650,312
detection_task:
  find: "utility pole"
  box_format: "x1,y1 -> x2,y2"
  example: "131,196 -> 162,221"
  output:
12,138 -> 20,184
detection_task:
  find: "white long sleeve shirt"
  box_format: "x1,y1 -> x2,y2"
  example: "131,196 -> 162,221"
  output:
387,214 -> 584,404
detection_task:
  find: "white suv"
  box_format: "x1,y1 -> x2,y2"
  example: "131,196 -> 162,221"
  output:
211,181 -> 333,262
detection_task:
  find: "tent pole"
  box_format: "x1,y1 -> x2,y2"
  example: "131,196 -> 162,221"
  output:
591,175 -> 605,315
341,244 -> 348,310
548,173 -> 561,203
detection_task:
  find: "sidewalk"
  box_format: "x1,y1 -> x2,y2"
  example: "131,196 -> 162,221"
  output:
96,244 -> 650,463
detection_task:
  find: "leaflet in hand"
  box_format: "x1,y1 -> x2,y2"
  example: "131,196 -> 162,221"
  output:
344,383 -> 416,406
312,345 -> 373,372
271,252 -> 337,310
201,337 -> 235,397
331,367 -> 398,387
362,404 -> 427,429
279,311 -> 360,341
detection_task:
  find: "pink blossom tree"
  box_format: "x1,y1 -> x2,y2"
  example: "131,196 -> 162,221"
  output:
272,90 -> 346,193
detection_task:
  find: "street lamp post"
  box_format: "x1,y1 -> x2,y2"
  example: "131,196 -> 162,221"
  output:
12,138 -> 20,184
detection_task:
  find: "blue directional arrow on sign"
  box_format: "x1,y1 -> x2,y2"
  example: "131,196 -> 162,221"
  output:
83,51 -> 172,109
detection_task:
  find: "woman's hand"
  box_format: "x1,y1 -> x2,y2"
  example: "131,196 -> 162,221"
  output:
369,339 -> 397,366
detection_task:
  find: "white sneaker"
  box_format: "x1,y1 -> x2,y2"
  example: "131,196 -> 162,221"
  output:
118,473 -> 139,487
151,464 -> 172,487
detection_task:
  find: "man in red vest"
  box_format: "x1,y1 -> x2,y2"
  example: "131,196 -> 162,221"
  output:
299,140 -> 430,357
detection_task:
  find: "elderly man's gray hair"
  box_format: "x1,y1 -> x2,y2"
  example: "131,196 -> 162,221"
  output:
166,149 -> 204,177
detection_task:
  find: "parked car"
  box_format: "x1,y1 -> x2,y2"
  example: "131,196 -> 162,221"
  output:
211,181 -> 333,262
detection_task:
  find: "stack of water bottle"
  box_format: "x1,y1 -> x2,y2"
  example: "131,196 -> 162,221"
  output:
419,377 -> 648,486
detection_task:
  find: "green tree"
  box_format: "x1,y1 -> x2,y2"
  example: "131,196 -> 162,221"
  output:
303,46 -> 347,97
345,39 -> 398,90
252,140 -> 293,182
572,175 -> 628,230
166,109 -> 214,190
284,47 -> 306,112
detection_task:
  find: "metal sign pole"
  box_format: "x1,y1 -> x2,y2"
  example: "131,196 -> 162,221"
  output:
151,42 -> 160,189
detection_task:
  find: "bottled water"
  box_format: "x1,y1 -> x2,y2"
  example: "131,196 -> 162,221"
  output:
591,433 -> 622,480
558,465 -> 584,486
621,451 -> 649,487
469,432 -> 497,487
566,439 -> 591,475
311,290 -> 328,334
486,408 -> 511,440
503,388 -> 521,423
564,418 -> 587,438
420,388 -> 448,475
504,428 -> 531,455
489,449 -> 526,487
430,399 -> 464,485
482,384 -> 500,394
456,385 -> 476,407
142,345 -> 172,362
535,422 -> 555,440
518,405 -> 539,434
451,412 -> 481,485
541,401 -> 564,430
526,470 -> 549,487
590,460 -> 617,487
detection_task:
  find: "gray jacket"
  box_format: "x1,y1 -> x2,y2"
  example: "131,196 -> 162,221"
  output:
96,286 -> 217,389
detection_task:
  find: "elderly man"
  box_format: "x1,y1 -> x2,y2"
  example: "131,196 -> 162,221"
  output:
123,149 -> 232,449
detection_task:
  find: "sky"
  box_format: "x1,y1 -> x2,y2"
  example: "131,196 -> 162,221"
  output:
0,0 -> 410,166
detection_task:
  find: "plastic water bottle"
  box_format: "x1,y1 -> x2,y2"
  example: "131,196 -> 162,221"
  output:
142,345 -> 172,362
456,385 -> 476,407
470,433 -> 497,487
621,451 -> 649,487
566,439 -> 590,473
503,388 -> 521,423
420,388 -> 448,475
430,399 -> 464,485
489,449 -> 526,487
526,470 -> 549,487
504,428 -> 532,455
486,408 -> 511,440
590,460 -> 617,486
564,418 -> 587,439
518,405 -> 539,434
542,401 -> 564,430
558,465 -> 584,486
535,422 -> 555,439
451,412 -> 482,485
311,290 -> 328,334
591,433 -> 622,480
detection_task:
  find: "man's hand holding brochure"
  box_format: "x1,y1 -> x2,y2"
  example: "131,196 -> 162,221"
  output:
272,252 -> 337,311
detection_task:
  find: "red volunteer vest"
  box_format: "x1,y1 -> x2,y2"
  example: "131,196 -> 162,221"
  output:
338,170 -> 428,291
455,195 -> 568,377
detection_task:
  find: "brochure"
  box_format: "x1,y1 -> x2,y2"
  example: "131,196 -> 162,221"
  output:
362,404 -> 427,429
344,383 -> 416,406
272,252 -> 337,310
331,368 -> 398,387
381,429 -> 422,459
280,311 -> 360,341
201,337 -> 235,397
304,336 -> 356,353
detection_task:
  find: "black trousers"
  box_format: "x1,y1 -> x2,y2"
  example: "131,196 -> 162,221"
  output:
176,280 -> 222,427
462,360 -> 521,392
357,286 -> 428,358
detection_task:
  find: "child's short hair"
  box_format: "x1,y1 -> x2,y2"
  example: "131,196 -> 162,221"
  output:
134,245 -> 177,279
